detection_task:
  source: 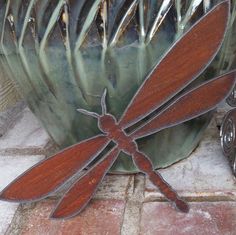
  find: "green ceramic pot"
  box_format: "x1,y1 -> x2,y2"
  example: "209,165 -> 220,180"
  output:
0,0 -> 235,172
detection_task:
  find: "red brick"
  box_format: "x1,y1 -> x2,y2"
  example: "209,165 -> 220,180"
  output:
140,202 -> 236,235
19,199 -> 125,235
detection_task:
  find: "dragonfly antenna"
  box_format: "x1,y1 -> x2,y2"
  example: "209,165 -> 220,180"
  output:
101,88 -> 107,115
77,109 -> 100,119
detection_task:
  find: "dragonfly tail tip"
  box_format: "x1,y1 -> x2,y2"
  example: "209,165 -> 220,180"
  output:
175,199 -> 190,213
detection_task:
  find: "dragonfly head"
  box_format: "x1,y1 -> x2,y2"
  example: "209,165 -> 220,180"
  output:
98,114 -> 117,133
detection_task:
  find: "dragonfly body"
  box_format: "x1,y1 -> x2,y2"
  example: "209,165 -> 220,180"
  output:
98,114 -> 137,154
98,113 -> 189,212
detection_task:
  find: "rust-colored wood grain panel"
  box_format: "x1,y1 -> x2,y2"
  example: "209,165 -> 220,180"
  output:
132,71 -> 236,139
0,135 -> 109,201
119,1 -> 229,128
51,147 -> 120,219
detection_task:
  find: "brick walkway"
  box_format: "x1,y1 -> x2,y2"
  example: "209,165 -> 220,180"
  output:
0,107 -> 235,235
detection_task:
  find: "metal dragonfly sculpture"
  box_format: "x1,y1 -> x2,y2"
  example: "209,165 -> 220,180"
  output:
0,1 -> 235,219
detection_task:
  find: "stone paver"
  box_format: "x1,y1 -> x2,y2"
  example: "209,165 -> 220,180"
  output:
17,199 -> 125,235
0,155 -> 44,234
0,202 -> 18,235
96,174 -> 132,199
0,155 -> 45,191
145,118 -> 236,200
50,174 -> 132,201
140,202 -> 236,235
0,108 -> 50,155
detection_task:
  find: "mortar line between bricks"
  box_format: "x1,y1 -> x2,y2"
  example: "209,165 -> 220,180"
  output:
121,175 -> 145,235
5,204 -> 26,235
120,176 -> 133,234
143,195 -> 236,203
137,201 -> 144,235
0,148 -> 50,155
0,139 -> 54,156
136,176 -> 146,235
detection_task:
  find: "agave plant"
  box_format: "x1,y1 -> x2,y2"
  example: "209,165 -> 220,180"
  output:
0,0 -> 235,172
